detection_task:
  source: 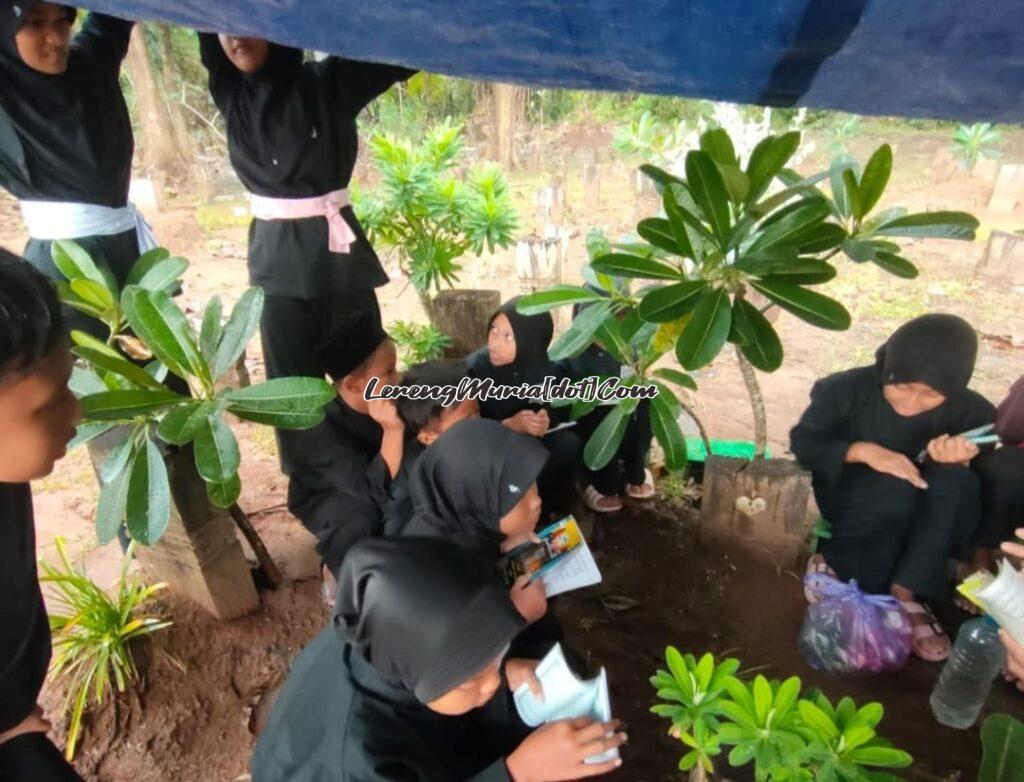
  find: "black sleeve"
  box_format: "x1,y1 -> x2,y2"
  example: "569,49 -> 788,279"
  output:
324,58 -> 417,117
70,13 -> 134,77
789,376 -> 855,488
0,732 -> 84,781
197,32 -> 241,113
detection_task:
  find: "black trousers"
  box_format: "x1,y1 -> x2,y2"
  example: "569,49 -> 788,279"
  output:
536,429 -> 580,520
974,446 -> 1024,548
574,401 -> 653,496
818,463 -> 981,599
0,733 -> 83,781
261,290 -> 381,471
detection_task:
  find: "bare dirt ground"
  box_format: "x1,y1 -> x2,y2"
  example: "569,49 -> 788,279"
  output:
4,122 -> 1024,780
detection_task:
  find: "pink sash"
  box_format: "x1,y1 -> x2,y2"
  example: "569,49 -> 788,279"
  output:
249,189 -> 357,254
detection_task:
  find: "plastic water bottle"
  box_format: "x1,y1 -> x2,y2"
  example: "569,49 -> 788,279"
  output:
929,617 -> 1005,729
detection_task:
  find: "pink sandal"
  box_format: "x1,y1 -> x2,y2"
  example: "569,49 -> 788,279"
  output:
583,485 -> 623,513
626,469 -> 656,500
902,601 -> 951,662
804,554 -> 838,604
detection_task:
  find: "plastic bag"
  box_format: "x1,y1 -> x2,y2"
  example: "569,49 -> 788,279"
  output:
799,574 -> 914,674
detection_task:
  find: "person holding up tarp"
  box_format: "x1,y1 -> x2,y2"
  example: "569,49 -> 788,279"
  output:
0,2 -> 153,341
251,535 -> 625,782
0,252 -> 84,780
197,31 -> 414,469
790,314 -> 995,663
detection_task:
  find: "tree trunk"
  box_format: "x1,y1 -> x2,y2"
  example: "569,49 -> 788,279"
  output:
735,346 -> 768,458
430,289 -> 502,357
125,25 -> 186,179
489,83 -> 525,169
155,25 -> 198,168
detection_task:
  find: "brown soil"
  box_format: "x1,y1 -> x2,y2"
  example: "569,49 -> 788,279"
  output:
558,499 -> 1024,782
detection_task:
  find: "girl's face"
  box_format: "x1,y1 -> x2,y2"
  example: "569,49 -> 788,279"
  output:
499,482 -> 542,541
883,381 -> 946,417
425,654 -> 503,715
15,3 -> 72,75
218,34 -> 269,74
487,313 -> 517,367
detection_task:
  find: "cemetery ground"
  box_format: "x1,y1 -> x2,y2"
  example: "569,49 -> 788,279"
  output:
3,121 -> 1024,780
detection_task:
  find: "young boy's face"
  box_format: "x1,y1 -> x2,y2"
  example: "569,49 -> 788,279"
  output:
487,313 -> 516,367
426,653 -> 503,716
218,34 -> 270,74
499,482 -> 541,542
0,345 -> 81,483
417,398 -> 479,447
15,2 -> 72,75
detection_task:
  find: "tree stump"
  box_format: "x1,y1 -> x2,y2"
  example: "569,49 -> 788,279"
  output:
699,456 -> 814,567
430,288 -> 501,358
134,446 -> 260,619
977,230 -> 1024,286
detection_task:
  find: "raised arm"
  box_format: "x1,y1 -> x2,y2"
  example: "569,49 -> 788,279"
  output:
70,13 -> 134,77
325,57 -> 417,117
197,31 -> 241,113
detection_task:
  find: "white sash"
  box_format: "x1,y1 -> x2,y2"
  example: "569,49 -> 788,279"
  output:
18,200 -> 159,253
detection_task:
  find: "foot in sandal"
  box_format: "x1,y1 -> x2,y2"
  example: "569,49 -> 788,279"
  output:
892,584 -> 950,661
583,485 -> 623,513
626,468 -> 656,500
804,554 -> 838,604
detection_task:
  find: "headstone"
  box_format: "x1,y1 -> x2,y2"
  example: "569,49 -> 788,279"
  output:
534,181 -> 565,233
931,147 -> 958,184
973,158 -> 1000,182
129,178 -> 160,220
516,233 -> 566,289
977,230 -> 1024,285
583,163 -> 601,213
988,165 -> 1024,213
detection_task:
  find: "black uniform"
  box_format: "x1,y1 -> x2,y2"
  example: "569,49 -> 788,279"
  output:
198,34 -> 413,381
251,537 -> 526,782
0,483 -> 83,781
559,343 -> 652,496
974,376 -> 1024,548
0,5 -> 136,340
790,315 -> 995,598
467,299 -> 580,518
381,438 -> 425,536
287,398 -> 391,575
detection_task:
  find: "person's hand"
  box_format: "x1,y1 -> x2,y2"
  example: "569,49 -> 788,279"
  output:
506,718 -> 625,782
1000,528 -> 1024,561
503,411 -> 533,435
531,409 -> 551,437
1000,630 -> 1024,692
505,658 -> 544,699
509,575 -> 547,624
927,434 -> 979,465
0,705 -> 51,746
367,398 -> 403,432
848,442 -> 928,489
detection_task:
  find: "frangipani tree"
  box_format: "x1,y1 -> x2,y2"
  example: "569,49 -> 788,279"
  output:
522,128 -> 978,466
55,241 -> 336,549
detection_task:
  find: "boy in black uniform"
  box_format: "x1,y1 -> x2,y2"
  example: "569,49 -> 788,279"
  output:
382,359 -> 479,534
198,32 -> 414,470
286,311 -> 404,582
0,251 -> 83,780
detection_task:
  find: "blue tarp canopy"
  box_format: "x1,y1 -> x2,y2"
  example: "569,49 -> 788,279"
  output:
84,0 -> 1022,123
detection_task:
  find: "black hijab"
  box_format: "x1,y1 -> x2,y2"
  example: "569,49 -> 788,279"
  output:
876,313 -> 978,397
334,536 -> 524,704
484,296 -> 555,384
319,307 -> 388,382
403,418 -> 549,557
0,2 -> 134,206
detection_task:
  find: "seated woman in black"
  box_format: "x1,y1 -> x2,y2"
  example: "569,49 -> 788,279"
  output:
790,314 -> 995,662
251,536 -> 625,782
467,297 -> 580,519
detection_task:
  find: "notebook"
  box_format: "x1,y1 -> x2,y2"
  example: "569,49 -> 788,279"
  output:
497,516 -> 602,597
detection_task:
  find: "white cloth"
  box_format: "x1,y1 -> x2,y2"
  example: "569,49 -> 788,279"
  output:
18,200 -> 159,253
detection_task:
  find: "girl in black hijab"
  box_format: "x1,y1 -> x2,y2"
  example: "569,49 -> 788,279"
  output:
790,314 -> 995,662
251,537 -> 625,782
467,297 -> 581,519
0,1 -> 142,341
197,33 -> 413,391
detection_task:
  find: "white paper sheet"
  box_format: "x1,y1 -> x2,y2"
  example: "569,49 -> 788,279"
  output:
540,538 -> 601,597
